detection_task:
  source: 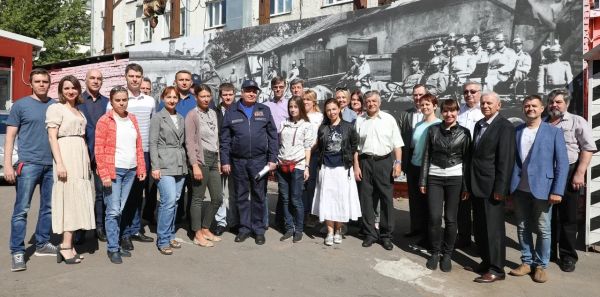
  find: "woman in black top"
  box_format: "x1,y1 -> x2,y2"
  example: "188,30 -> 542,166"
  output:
311,98 -> 362,246
419,99 -> 471,272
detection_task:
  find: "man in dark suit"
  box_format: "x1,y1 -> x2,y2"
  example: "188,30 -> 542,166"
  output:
396,84 -> 429,247
467,91 -> 515,283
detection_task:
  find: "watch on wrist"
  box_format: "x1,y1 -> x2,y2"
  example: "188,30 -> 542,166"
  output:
393,160 -> 402,165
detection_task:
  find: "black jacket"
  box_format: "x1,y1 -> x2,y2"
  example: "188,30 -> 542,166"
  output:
419,123 -> 471,190
317,120 -> 358,169
468,114 -> 516,198
396,108 -> 417,166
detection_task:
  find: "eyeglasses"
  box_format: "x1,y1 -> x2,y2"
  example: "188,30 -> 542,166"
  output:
272,85 -> 285,90
464,90 -> 479,95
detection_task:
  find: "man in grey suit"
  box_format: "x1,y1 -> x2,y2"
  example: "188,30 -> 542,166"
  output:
396,84 -> 429,248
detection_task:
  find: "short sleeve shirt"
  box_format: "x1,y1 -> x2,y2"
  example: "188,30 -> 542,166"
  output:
548,112 -> 597,164
6,96 -> 56,165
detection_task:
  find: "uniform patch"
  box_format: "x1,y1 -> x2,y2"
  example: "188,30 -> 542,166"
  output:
255,117 -> 267,121
232,119 -> 244,124
254,111 -> 264,117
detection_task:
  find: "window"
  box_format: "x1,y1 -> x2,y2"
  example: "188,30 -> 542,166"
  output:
0,57 -> 12,110
322,0 -> 352,7
163,12 -> 170,38
126,21 -> 135,45
270,0 -> 292,15
207,0 -> 226,28
142,18 -> 152,42
180,9 -> 186,36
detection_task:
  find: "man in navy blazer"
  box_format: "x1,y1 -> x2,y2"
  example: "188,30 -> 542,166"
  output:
508,94 -> 569,283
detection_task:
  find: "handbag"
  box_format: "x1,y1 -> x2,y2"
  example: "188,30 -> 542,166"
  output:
279,160 -> 297,174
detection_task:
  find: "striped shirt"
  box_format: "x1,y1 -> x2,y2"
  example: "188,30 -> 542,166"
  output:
108,90 -> 156,152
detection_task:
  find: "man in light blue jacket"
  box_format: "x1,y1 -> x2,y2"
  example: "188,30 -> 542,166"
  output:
508,94 -> 569,283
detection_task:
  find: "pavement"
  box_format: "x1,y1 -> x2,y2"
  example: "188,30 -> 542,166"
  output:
1,182 -> 600,297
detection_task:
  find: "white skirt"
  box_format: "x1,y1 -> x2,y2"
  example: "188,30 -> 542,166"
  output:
311,165 -> 362,222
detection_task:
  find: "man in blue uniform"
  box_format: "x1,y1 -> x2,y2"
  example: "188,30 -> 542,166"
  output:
220,80 -> 278,245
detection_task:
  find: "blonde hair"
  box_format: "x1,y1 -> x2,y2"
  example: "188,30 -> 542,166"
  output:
303,89 -> 320,112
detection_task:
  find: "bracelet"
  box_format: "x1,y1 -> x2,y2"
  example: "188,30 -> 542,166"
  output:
393,160 -> 402,165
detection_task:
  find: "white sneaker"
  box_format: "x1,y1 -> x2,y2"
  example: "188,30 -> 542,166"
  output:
333,233 -> 342,244
325,234 -> 334,246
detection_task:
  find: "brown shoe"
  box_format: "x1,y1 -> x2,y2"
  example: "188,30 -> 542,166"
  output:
533,267 -> 547,283
509,263 -> 532,276
474,272 -> 505,283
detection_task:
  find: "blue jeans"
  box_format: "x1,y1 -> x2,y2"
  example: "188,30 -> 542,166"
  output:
214,174 -> 239,227
277,168 -> 304,233
122,152 -> 150,237
104,168 -> 137,252
156,175 -> 186,249
513,190 -> 553,268
10,163 -> 53,254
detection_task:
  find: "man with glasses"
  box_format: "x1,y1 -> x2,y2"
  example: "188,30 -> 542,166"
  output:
265,76 -> 289,131
397,84 -> 430,248
220,80 -> 278,245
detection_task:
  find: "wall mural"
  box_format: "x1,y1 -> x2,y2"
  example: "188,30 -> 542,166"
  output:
130,0 -> 583,122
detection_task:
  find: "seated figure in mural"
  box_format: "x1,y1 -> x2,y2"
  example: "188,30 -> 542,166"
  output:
537,44 -> 572,94
424,57 -> 448,96
402,60 -> 424,95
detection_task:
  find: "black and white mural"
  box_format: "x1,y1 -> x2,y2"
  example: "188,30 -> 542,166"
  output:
130,0 -> 583,119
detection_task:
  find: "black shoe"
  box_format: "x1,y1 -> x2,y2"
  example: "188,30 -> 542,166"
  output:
362,237 -> 376,247
440,254 -> 452,272
426,253 -> 440,270
235,232 -> 250,243
73,231 -> 86,246
382,239 -> 394,250
404,230 -> 420,238
130,232 -> 154,242
213,225 -> 226,236
280,231 -> 293,241
121,237 -> 134,251
107,251 -> 122,264
559,258 -> 576,272
255,234 -> 266,245
293,232 -> 303,243
96,227 -> 107,242
119,249 -> 131,257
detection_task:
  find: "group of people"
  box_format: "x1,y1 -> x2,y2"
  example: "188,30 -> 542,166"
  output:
6,64 -> 595,286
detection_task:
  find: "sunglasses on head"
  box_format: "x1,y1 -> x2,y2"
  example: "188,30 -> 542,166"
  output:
335,87 -> 348,91
464,90 -> 479,94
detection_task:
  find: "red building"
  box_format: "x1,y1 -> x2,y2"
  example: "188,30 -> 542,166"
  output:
0,29 -> 44,110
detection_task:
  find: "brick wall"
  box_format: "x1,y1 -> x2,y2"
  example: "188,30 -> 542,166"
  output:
47,58 -> 130,99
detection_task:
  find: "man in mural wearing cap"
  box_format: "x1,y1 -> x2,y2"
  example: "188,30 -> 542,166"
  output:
451,37 -> 476,84
431,39 -> 449,74
228,66 -> 239,90
537,44 -> 573,93
511,37 -> 532,89
470,36 -> 489,65
494,34 -> 517,90
486,41 -> 502,91
287,61 -> 300,82
402,60 -> 424,95
356,55 -> 372,86
220,79 -> 278,245
424,57 -> 448,96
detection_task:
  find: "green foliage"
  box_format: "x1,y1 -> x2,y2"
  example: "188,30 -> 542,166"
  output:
0,0 -> 90,65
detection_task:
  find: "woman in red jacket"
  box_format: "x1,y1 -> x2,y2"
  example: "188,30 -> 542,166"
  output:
95,86 -> 146,264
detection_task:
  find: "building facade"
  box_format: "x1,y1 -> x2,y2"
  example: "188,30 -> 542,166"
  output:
90,0 -> 384,55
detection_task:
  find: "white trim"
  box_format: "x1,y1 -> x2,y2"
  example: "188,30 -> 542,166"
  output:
0,29 -> 44,49
321,0 -> 353,8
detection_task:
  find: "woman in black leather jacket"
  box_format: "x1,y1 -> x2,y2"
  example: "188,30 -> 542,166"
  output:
419,99 -> 471,272
311,98 -> 362,246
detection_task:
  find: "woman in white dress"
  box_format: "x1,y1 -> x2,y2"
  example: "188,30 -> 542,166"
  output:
302,90 -> 322,227
312,98 -> 361,246
46,75 -> 95,264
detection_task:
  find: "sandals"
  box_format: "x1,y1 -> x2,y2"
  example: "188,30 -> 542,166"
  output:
203,234 -> 222,242
158,247 -> 173,255
193,237 -> 214,247
169,240 -> 182,249
57,245 -> 81,264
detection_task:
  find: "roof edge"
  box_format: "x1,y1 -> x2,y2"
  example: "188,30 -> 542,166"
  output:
0,29 -> 44,49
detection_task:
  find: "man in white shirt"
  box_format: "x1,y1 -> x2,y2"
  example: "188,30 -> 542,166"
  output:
110,63 -> 156,250
456,81 -> 484,248
355,90 -> 403,250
